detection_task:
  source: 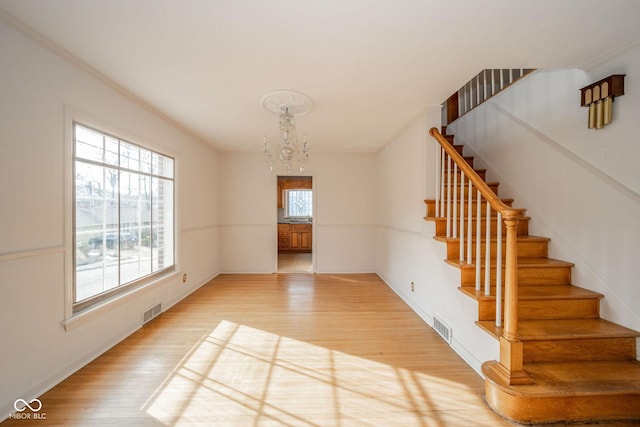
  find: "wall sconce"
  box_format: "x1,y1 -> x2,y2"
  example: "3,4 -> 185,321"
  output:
580,74 -> 625,129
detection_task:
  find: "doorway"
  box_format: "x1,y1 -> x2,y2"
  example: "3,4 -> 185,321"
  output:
277,176 -> 313,273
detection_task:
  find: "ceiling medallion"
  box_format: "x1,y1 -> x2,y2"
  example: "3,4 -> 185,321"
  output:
260,89 -> 314,116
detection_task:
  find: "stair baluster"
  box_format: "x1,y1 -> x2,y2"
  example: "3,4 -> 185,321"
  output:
475,189 -> 482,291
435,145 -> 440,217
439,147 -> 445,219
496,211 -> 503,327
484,201 -> 491,296
452,163 -> 458,238
466,179 -> 473,264
459,173 -> 465,262
446,154 -> 452,237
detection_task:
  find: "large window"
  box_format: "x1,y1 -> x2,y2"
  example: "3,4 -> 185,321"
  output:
285,189 -> 313,218
73,123 -> 175,312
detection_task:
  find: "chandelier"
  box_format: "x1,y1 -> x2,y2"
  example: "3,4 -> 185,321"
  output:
261,90 -> 313,174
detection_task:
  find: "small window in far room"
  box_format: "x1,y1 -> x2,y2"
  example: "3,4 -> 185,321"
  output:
285,189 -> 312,218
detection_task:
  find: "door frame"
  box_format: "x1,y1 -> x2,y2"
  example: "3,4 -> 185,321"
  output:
273,173 -> 316,273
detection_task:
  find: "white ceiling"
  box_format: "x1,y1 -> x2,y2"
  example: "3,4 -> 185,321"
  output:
1,0 -> 640,153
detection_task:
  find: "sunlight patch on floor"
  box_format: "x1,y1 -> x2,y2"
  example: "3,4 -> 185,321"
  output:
143,320 -> 499,426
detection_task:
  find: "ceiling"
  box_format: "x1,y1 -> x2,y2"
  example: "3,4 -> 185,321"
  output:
1,0 -> 640,153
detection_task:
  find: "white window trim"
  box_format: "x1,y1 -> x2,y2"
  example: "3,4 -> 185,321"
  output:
63,107 -> 181,327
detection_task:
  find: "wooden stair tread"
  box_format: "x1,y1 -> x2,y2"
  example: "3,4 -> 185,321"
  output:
444,180 -> 498,186
446,257 -> 573,269
424,198 -> 514,204
431,215 -> 531,225
442,168 -> 487,174
477,318 -> 640,341
459,285 -> 604,301
435,235 -> 549,244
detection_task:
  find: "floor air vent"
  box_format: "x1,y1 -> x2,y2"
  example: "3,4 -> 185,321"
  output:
143,303 -> 162,325
433,316 -> 452,344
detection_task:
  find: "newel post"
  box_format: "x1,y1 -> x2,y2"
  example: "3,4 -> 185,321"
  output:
489,211 -> 534,385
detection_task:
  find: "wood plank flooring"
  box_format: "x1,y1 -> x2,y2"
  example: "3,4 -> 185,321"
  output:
277,253 -> 313,273
1,274 -> 593,426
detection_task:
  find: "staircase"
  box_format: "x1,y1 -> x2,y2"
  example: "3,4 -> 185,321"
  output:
425,129 -> 640,424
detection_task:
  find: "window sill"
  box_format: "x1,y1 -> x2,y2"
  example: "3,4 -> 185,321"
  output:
62,270 -> 180,332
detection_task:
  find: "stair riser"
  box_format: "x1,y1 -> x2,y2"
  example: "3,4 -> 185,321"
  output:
445,239 -> 548,259
524,338 -> 637,363
477,299 -> 600,321
434,217 -> 529,237
460,265 -> 572,286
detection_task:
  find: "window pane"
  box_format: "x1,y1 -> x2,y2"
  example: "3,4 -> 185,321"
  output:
105,136 -> 119,166
75,162 -> 119,302
120,142 -> 140,171
119,171 -> 152,284
153,152 -> 174,178
140,148 -> 152,174
75,125 -> 104,163
152,177 -> 174,271
286,190 -> 312,217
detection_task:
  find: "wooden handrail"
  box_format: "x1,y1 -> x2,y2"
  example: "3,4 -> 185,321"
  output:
429,127 -> 532,385
429,128 -> 525,220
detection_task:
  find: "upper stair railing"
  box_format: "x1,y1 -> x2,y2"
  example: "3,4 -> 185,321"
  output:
442,68 -> 535,126
429,127 -> 533,385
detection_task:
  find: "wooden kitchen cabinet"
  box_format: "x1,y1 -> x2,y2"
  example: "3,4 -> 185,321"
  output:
278,223 -> 311,253
277,182 -> 284,208
278,223 -> 290,250
290,224 -> 312,252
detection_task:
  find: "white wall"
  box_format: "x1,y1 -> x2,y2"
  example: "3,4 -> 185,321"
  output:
0,16 -> 220,419
218,152 -> 377,273
374,107 -> 499,375
447,43 -> 640,334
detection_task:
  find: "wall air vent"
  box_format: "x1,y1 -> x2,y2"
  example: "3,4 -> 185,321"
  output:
433,316 -> 452,344
143,303 -> 162,325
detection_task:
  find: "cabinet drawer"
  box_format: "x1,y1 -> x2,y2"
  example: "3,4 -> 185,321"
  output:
290,224 -> 311,232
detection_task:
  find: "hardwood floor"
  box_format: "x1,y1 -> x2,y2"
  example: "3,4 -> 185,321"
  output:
10,273 -> 620,426
278,253 -> 312,273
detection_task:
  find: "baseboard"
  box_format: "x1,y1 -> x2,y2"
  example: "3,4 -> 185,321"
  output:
376,273 -> 434,330
450,337 -> 484,377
